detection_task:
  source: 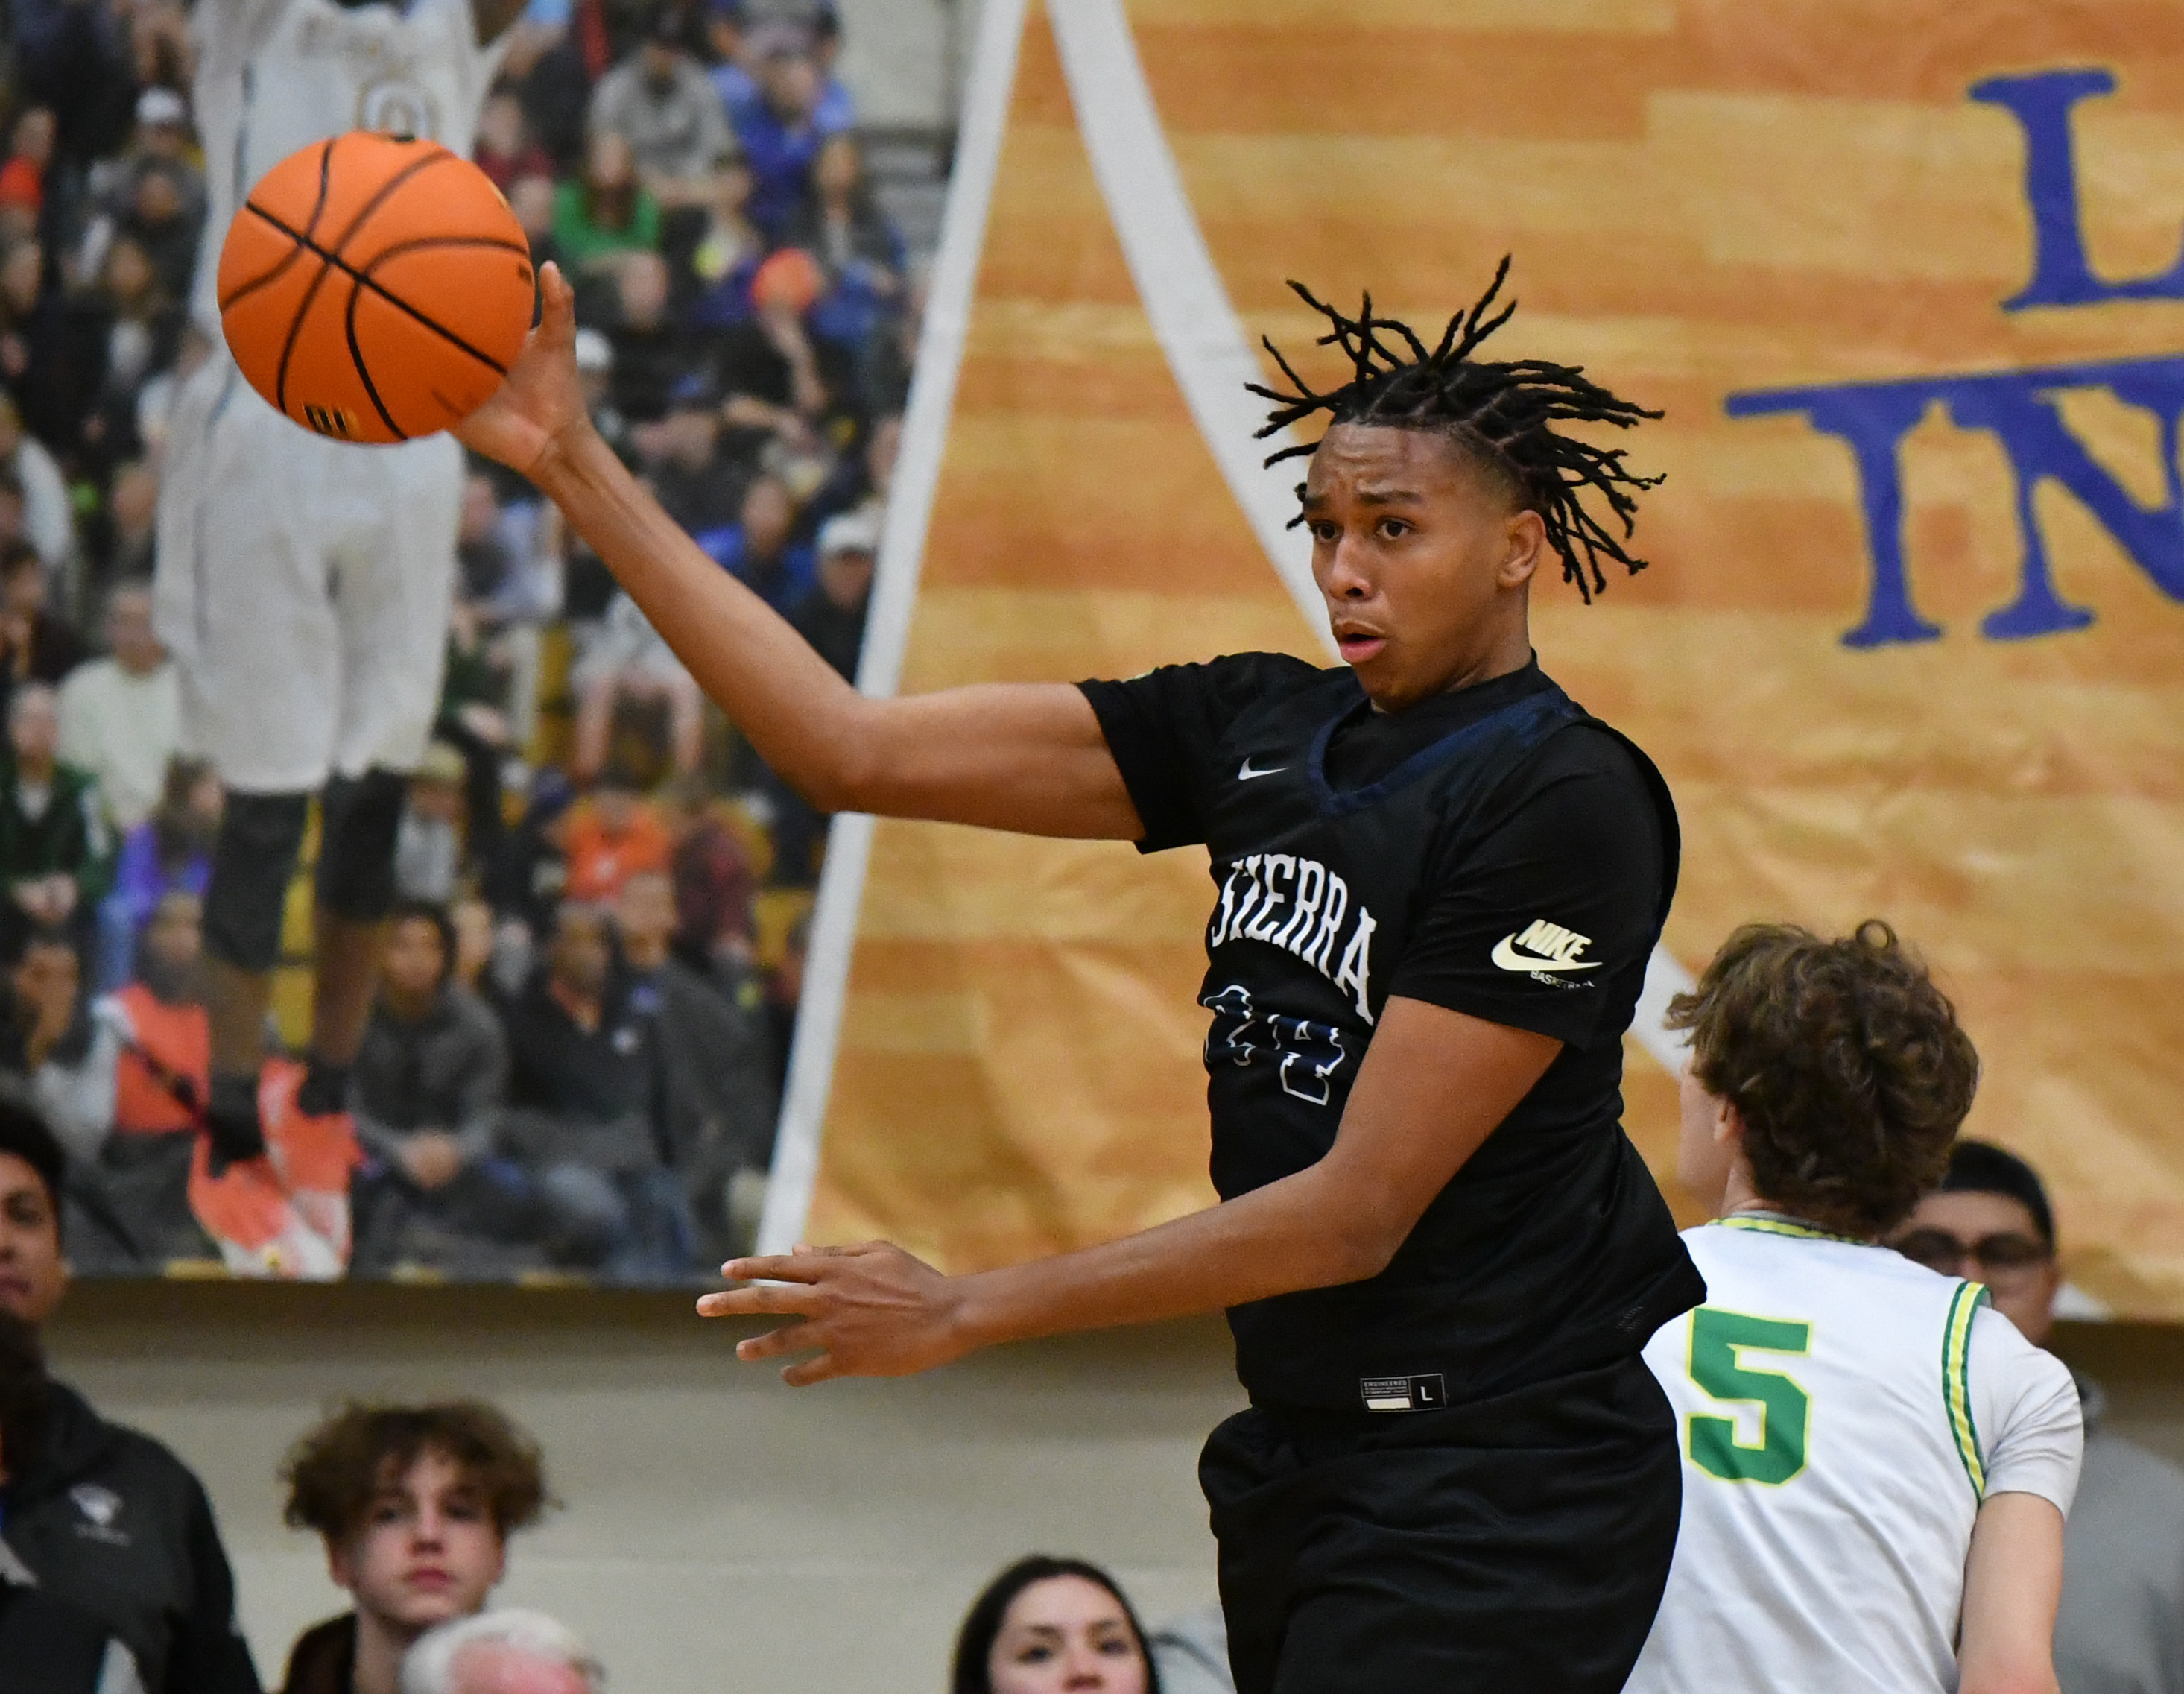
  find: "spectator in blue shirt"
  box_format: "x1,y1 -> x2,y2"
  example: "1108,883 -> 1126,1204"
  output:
696,472 -> 812,615
718,20 -> 850,239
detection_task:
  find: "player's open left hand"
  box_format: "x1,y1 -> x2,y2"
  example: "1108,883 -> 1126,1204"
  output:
699,1240 -> 973,1386
455,261 -> 589,481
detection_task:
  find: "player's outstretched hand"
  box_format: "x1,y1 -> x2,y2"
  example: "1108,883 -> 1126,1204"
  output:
699,1241 -> 973,1386
455,261 -> 589,480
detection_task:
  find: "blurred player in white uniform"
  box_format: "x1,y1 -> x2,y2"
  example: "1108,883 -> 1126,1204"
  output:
154,0 -> 523,1160
1627,921 -> 2082,1694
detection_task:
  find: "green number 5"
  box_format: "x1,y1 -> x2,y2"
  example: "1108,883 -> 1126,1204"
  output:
1686,1307 -> 1812,1485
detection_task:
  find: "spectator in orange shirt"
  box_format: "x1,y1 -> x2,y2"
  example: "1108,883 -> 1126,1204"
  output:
0,109 -> 54,240
560,764 -> 668,905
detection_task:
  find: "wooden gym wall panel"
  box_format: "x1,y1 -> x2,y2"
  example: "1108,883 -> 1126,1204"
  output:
808,0 -> 2184,1316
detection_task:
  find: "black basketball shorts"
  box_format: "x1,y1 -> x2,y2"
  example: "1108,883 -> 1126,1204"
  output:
1201,1356 -> 1682,1694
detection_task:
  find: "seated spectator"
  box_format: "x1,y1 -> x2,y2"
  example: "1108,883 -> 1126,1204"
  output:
0,1309 -> 148,1694
108,163 -> 199,320
78,891 -> 219,1266
83,455 -> 159,591
0,391 -> 76,576
394,744 -> 468,906
0,683 -> 112,960
791,505 -> 876,680
657,778 -> 756,980
648,371 -> 749,541
278,1401 -> 549,1694
781,133 -> 905,364
484,771 -> 572,948
718,250 -> 832,457
551,130 -> 660,278
0,926 -> 108,1164
604,250 -> 689,424
59,581 -> 179,835
80,234 -> 184,474
563,765 -> 671,901
75,86 -> 203,288
0,109 -> 54,244
349,900 -> 533,1279
615,870 -> 776,1258
571,326 -> 631,465
764,907 -> 808,1083
1893,1142 -> 2184,1694
712,7 -> 855,134
472,89 -> 554,193
588,10 -> 736,210
93,755 -> 216,993
569,595 -> 704,783
402,1611 -> 602,1694
500,902 -> 689,1280
0,540 -> 87,696
952,1556 -> 1158,1694
727,21 -> 850,240
708,470 -> 815,616
0,1101 -> 259,1693
684,154 -> 764,330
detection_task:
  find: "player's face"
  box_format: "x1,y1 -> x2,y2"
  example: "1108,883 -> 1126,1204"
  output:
1301,425 -> 1547,712
331,1450 -> 505,1637
1892,1190 -> 2060,1345
1674,1058 -> 1738,1213
987,1576 -> 1148,1694
0,1152 -> 64,1324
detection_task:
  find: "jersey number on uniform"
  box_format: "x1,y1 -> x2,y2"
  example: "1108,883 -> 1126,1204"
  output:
1200,985 -> 1348,1105
1685,1307 -> 1812,1485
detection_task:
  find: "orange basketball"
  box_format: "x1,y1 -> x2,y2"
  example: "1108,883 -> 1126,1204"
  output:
216,132 -> 535,446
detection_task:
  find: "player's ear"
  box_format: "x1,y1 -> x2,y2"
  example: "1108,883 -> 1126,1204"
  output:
1497,507 -> 1546,590
1712,1096 -> 1745,1154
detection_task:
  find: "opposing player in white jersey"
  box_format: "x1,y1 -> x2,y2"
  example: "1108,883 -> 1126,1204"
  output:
152,0 -> 523,1160
1627,921 -> 2081,1694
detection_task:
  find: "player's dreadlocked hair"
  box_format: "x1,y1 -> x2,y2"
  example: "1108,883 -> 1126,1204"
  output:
1250,256 -> 1664,602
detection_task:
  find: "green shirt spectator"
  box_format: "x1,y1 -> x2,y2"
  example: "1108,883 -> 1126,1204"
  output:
0,684 -> 113,959
553,133 -> 662,270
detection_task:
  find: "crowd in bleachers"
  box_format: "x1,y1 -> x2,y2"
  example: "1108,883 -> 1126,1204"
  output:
0,0 -> 907,1283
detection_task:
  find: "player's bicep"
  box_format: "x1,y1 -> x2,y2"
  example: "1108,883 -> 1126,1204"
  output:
1313,996 -> 1562,1271
1957,1491 -> 2066,1694
855,682 -> 1145,841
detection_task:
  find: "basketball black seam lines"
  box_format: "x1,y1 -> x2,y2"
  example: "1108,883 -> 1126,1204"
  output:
247,205 -> 520,429
217,136 -> 337,315
265,142 -> 455,416
343,275 -> 405,440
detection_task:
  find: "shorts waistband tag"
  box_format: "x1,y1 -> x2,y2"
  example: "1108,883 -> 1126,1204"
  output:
1359,1373 -> 1447,1413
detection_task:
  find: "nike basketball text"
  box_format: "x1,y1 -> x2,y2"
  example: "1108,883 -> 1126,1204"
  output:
1209,852 -> 1379,1020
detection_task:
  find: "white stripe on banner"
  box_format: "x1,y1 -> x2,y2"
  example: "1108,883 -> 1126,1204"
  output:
756,0 -> 1032,1257
1051,0 -> 1696,1081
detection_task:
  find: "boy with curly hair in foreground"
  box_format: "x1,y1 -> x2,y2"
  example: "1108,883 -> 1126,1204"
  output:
1629,921 -> 2082,1694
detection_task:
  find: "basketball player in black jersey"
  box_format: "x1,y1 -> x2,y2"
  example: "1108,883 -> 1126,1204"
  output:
459,259 -> 1707,1693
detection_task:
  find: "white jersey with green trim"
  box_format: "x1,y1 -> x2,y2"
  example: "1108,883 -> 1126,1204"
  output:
1624,1215 -> 2083,1694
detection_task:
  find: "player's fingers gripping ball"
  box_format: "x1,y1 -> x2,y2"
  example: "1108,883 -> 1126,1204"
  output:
217,131 -> 535,445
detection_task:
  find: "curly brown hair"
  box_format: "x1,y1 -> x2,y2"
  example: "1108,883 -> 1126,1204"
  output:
1666,920 -> 1979,1239
281,1401 -> 550,1545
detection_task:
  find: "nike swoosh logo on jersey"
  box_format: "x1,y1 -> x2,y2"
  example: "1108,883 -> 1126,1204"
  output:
1491,933 -> 1601,973
1237,759 -> 1287,780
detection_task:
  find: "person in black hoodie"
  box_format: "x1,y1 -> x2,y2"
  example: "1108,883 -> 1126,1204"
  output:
0,1306 -> 147,1694
0,1098 -> 259,1694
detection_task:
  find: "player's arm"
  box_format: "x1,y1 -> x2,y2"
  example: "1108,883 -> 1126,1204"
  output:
1957,1491 -> 2066,1694
698,997 -> 1561,1383
458,266 -> 1142,842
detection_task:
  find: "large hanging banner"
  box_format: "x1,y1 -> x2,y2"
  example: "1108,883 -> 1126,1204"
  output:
779,0 -> 2184,1318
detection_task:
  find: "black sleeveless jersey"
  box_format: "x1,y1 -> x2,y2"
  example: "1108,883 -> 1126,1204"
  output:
1080,654 -> 1706,1413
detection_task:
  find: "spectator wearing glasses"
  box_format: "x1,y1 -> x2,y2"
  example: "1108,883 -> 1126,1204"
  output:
1893,1142 -> 2184,1694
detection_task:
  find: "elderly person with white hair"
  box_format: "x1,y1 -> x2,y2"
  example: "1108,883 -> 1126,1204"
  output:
402,1610 -> 601,1694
